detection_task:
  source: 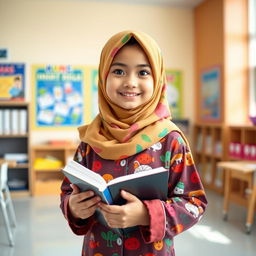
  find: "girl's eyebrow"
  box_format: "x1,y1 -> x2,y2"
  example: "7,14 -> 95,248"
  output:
111,62 -> 151,68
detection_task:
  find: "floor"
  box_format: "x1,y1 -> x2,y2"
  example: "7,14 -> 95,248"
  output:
0,189 -> 255,256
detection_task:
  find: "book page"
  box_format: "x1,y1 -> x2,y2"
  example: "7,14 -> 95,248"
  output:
64,160 -> 107,188
108,167 -> 167,186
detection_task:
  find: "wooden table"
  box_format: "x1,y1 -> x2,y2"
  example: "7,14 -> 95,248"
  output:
217,161 -> 256,234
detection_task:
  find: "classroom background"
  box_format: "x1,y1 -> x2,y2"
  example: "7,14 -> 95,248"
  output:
0,0 -> 256,255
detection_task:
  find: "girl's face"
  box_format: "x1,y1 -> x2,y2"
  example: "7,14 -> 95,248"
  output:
106,44 -> 154,110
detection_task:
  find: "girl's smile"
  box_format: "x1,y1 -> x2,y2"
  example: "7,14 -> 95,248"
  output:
106,43 -> 154,110
118,91 -> 141,99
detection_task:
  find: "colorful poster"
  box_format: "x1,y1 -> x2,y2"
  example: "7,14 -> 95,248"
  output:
165,70 -> 182,118
0,63 -> 25,100
200,66 -> 221,121
32,65 -> 86,128
90,68 -> 99,119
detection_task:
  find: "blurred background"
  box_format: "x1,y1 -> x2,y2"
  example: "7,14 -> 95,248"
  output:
0,0 -> 255,255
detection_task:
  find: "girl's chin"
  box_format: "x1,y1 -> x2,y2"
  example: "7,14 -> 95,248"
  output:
119,103 -> 139,110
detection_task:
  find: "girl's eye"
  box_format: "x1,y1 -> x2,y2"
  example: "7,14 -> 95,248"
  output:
113,69 -> 124,75
139,70 -> 151,76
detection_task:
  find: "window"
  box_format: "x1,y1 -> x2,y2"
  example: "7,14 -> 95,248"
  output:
249,0 -> 256,116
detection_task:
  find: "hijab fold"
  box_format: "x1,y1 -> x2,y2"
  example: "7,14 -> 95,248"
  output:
78,30 -> 185,160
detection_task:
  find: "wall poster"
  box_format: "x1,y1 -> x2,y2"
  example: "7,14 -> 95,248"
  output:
0,63 -> 25,101
90,68 -> 99,120
32,65 -> 87,129
200,66 -> 221,121
165,70 -> 182,118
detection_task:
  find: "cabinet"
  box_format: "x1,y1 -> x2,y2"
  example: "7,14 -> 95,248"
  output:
0,101 -> 30,197
30,144 -> 77,195
228,126 -> 256,161
225,125 -> 256,206
193,123 -> 227,193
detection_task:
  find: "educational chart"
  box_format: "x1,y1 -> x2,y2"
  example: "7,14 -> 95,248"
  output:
32,65 -> 86,128
165,70 -> 182,118
0,63 -> 25,100
90,68 -> 99,119
200,66 -> 221,121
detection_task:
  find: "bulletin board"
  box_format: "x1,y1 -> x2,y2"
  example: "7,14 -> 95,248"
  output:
31,65 -> 89,129
165,69 -> 183,118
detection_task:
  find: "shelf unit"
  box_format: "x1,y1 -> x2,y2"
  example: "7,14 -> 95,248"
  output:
193,123 -> 227,193
226,125 -> 256,206
0,101 -> 30,197
30,144 -> 77,196
228,125 -> 256,160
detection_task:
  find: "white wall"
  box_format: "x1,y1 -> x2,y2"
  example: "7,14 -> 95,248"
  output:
0,0 -> 194,144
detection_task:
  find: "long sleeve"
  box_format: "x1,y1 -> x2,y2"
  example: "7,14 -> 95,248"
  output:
60,143 -> 96,235
140,132 -> 207,243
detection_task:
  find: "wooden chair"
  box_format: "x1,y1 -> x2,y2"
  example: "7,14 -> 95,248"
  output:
0,162 -> 17,246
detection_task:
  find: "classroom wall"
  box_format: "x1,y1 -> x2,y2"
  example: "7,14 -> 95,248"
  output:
0,0 -> 195,144
194,0 -> 249,124
194,0 -> 224,123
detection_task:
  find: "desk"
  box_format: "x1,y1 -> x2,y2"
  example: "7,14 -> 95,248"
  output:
217,161 -> 256,234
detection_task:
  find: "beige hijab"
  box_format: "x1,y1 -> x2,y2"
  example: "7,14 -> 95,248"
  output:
78,30 -> 183,160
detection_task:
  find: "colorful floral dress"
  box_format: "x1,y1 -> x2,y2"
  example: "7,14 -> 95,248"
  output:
60,131 -> 207,256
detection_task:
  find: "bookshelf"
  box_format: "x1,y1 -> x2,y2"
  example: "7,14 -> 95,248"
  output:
225,125 -> 256,206
228,125 -> 256,161
30,143 -> 77,195
193,123 -> 226,193
0,101 -> 30,197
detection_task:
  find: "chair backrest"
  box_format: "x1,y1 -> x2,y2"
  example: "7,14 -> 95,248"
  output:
0,162 -> 8,190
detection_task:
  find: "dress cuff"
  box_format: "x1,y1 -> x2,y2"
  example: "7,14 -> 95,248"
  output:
140,199 -> 165,243
63,195 -> 95,235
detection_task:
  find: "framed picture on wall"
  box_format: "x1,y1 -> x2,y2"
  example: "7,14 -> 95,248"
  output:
31,65 -> 87,129
165,69 -> 182,118
200,66 -> 221,121
0,63 -> 25,101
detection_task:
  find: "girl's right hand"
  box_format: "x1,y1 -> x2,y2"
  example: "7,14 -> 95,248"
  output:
68,184 -> 101,219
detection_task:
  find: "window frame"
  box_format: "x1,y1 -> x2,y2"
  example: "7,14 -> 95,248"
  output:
249,0 -> 256,117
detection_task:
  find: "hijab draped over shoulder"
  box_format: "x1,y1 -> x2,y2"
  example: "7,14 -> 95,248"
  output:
78,30 -> 184,160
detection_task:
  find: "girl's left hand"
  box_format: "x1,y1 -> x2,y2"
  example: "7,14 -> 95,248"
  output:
99,190 -> 150,228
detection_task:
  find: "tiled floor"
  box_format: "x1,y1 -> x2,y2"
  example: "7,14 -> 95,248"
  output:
0,189 -> 255,256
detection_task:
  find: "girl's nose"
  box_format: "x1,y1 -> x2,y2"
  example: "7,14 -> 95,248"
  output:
124,74 -> 137,88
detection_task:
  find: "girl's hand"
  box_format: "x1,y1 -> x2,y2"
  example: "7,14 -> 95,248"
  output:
68,184 -> 101,219
99,190 -> 150,228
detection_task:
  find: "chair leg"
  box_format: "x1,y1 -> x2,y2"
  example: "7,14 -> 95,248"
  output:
0,191 -> 15,247
5,186 -> 17,227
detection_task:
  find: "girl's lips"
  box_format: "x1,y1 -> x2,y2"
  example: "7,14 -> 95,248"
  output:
119,92 -> 141,97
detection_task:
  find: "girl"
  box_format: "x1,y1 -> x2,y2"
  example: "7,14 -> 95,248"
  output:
60,30 -> 207,256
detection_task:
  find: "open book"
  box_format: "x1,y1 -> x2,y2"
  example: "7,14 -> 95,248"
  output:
62,160 -> 169,206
